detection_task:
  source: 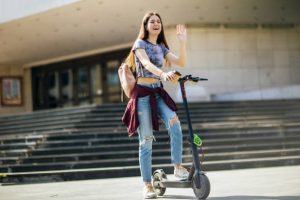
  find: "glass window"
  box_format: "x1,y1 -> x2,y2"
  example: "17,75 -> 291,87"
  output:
61,69 -> 73,107
48,72 -> 59,108
78,67 -> 90,105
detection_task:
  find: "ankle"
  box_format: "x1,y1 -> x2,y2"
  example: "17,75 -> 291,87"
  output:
174,164 -> 184,170
144,182 -> 152,187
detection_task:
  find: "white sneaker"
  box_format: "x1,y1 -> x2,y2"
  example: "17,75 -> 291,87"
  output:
143,184 -> 157,199
174,167 -> 189,180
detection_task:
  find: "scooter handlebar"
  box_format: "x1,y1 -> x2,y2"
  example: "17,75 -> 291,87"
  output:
178,74 -> 208,82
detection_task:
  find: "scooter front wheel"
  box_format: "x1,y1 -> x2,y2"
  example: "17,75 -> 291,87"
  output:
192,173 -> 210,200
152,169 -> 167,196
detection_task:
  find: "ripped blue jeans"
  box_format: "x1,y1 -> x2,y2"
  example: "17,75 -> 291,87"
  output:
137,82 -> 183,182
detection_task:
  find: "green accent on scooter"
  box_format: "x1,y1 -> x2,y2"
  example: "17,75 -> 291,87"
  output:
193,134 -> 202,147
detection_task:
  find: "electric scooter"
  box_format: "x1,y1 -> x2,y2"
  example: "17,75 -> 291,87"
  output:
152,73 -> 211,200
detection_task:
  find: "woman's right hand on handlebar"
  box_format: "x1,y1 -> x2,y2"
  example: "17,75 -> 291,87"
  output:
160,71 -> 179,82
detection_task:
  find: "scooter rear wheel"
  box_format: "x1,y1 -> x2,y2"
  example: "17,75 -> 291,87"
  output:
192,173 -> 210,200
152,170 -> 167,196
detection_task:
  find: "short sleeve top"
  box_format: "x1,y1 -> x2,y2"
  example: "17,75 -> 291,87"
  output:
133,39 -> 170,79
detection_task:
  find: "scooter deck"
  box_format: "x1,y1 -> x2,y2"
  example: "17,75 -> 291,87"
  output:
160,178 -> 192,188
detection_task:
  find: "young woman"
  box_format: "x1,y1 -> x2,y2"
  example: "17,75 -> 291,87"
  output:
122,12 -> 188,199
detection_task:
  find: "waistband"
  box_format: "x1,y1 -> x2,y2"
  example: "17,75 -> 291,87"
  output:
137,81 -> 162,88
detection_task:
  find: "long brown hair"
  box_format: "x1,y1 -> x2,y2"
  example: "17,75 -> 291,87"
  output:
125,12 -> 169,72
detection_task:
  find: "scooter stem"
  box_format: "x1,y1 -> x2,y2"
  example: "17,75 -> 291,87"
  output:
179,80 -> 203,173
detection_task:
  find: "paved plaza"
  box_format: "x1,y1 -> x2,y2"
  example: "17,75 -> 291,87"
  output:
1,166 -> 300,200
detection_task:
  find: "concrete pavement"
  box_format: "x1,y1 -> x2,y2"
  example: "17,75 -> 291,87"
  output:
1,165 -> 300,200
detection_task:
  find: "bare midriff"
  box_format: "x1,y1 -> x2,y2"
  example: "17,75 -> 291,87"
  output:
137,77 -> 160,84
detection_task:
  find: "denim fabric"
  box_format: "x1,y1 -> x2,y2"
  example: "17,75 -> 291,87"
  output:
137,83 -> 183,182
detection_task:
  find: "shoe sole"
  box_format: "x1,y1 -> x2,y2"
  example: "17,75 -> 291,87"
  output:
144,194 -> 157,199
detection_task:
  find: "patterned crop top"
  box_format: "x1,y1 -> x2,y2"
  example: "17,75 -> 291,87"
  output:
133,39 -> 170,79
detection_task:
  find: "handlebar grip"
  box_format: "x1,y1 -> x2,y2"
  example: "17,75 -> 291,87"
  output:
175,71 -> 208,82
191,77 -> 208,82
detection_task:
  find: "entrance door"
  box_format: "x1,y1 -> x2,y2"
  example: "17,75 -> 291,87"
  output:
32,48 -> 130,110
33,73 -> 46,109
33,67 -> 90,109
47,71 -> 60,108
76,66 -> 91,105
103,59 -> 121,103
60,69 -> 74,107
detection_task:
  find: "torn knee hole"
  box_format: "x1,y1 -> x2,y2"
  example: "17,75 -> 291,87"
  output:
169,115 -> 180,127
141,136 -> 156,144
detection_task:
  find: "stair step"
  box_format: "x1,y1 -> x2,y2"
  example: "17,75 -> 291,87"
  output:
19,148 -> 300,166
1,99 -> 300,183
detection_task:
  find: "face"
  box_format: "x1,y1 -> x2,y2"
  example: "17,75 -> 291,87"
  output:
146,15 -> 162,36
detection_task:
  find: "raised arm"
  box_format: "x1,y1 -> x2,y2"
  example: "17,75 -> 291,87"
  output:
165,24 -> 187,67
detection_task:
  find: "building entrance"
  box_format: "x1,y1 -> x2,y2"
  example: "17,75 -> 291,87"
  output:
31,48 -> 130,110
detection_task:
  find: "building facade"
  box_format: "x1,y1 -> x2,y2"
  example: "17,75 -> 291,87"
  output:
0,0 -> 300,114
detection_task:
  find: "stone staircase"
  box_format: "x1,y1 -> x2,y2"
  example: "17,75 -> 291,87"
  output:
0,99 -> 300,183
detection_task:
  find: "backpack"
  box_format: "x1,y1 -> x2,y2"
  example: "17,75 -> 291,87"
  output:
118,63 -> 136,101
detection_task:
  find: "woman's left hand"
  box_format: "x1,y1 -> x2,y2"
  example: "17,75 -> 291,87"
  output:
176,24 -> 187,43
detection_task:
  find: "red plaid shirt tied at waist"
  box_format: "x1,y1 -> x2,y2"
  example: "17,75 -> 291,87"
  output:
122,84 -> 177,137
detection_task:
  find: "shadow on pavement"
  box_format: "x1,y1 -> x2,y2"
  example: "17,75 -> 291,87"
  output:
156,195 -> 300,200
208,196 -> 300,200
158,195 -> 195,199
